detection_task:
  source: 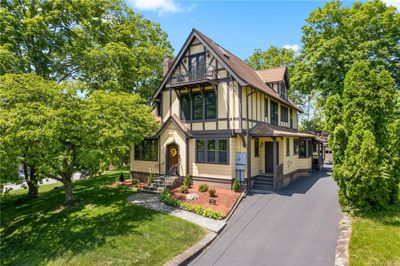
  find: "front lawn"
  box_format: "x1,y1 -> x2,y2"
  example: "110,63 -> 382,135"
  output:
349,198 -> 400,265
0,171 -> 205,266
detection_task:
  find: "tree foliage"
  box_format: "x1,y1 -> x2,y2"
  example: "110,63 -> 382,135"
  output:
0,0 -> 172,99
328,61 -> 399,212
246,46 -> 297,71
297,0 -> 400,97
0,74 -> 158,203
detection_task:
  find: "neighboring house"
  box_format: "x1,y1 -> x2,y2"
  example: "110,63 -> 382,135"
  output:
131,29 -> 324,191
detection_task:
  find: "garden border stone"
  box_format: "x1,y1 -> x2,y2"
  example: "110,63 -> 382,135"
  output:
335,213 -> 352,266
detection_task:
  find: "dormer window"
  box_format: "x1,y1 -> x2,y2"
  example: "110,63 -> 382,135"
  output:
279,82 -> 287,99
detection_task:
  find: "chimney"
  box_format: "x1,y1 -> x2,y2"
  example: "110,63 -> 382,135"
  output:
163,56 -> 173,77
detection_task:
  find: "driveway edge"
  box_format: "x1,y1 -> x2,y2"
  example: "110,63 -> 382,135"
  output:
335,213 -> 352,266
163,230 -> 217,266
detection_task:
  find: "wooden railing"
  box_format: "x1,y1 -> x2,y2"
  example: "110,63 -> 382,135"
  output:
172,65 -> 217,84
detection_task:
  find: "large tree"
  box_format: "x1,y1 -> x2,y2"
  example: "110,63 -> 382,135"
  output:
296,0 -> 400,98
0,74 -> 158,203
0,0 -> 172,98
328,61 -> 398,212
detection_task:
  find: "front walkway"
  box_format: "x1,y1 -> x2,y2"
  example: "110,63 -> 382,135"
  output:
127,193 -> 225,233
190,165 -> 341,266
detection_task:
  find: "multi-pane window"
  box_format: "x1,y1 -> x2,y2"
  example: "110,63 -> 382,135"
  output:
196,139 -> 205,162
218,139 -> 228,163
264,97 -> 269,117
299,139 -> 307,158
207,140 -> 216,162
290,109 -> 293,128
196,138 -> 229,164
286,138 -> 290,156
134,140 -> 158,161
181,94 -> 190,120
281,106 -> 288,122
279,83 -> 287,99
294,138 -> 299,155
255,138 -> 259,157
181,91 -> 217,120
271,100 -> 278,125
205,91 -> 217,119
192,93 -> 203,120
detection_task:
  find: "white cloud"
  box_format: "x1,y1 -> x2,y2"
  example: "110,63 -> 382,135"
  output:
283,44 -> 300,53
129,0 -> 195,15
381,0 -> 400,9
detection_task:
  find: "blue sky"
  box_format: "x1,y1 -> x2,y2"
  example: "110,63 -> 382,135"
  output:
123,0 -> 399,60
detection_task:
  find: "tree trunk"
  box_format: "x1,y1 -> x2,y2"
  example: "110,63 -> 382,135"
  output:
24,163 -> 38,198
63,178 -> 74,205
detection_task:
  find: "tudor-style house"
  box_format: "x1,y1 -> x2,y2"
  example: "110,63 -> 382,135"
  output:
131,29 -> 323,191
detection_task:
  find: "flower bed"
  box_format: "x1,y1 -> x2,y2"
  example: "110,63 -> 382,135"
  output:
109,180 -> 146,190
170,185 -> 242,218
160,190 -> 224,220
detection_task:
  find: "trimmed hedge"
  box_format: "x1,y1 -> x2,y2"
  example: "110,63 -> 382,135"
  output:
160,190 -> 223,220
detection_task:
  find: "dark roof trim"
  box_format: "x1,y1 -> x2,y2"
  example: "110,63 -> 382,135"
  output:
154,115 -> 192,138
152,28 -> 248,99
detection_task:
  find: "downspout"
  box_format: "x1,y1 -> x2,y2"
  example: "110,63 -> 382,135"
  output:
246,87 -> 256,191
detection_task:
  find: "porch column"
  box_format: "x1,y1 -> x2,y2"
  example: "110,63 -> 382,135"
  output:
273,137 -> 278,191
247,134 -> 252,190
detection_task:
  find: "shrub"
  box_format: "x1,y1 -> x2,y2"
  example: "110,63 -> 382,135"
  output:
232,178 -> 240,192
198,184 -> 209,192
159,190 -> 223,219
131,179 -> 140,186
119,172 -> 125,182
147,174 -> 154,185
180,185 -> 189,194
209,188 -> 217,198
183,175 -> 191,188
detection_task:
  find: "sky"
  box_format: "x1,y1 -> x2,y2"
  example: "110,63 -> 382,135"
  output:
125,0 -> 399,60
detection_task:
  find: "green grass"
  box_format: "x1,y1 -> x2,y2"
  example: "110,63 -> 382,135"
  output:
0,171 -> 205,266
349,200 -> 400,266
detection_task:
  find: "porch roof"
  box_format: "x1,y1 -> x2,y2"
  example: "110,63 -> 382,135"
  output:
250,123 -> 317,138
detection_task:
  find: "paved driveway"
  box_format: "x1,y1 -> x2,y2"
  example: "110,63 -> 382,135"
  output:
190,165 -> 341,266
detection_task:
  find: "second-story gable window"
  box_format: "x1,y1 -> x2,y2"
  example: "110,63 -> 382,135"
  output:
281,105 -> 288,122
279,82 -> 287,99
205,91 -> 217,119
182,90 -> 217,121
192,93 -> 203,120
290,109 -> 293,128
181,94 -> 190,120
271,100 -> 278,125
264,97 -> 268,117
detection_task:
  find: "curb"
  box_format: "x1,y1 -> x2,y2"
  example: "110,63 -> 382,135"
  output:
335,213 -> 352,266
163,231 -> 217,266
224,191 -> 245,222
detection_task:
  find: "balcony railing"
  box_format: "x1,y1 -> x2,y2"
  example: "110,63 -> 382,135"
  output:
171,65 -> 217,85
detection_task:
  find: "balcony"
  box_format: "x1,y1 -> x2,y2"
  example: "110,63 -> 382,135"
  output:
167,65 -> 217,88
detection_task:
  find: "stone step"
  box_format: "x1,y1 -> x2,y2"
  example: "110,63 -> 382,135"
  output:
253,184 -> 273,190
254,179 -> 273,184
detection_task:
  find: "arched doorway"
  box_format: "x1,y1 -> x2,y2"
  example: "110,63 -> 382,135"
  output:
166,143 -> 179,175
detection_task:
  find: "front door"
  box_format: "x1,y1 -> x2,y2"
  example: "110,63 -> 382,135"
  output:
166,143 -> 179,175
265,142 -> 279,173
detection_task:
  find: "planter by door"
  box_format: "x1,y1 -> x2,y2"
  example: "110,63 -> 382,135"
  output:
265,142 -> 279,174
166,143 -> 179,175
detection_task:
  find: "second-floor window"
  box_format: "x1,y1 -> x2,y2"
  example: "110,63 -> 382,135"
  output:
281,105 -> 288,122
180,91 -> 217,121
271,100 -> 278,125
290,109 -> 293,128
264,97 -> 268,117
189,53 -> 206,81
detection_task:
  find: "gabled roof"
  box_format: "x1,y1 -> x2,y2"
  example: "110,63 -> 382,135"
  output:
154,114 -> 192,138
153,28 -> 301,112
256,67 -> 287,83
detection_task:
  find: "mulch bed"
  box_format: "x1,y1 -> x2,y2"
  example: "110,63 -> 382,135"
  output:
171,185 -> 242,217
109,180 -> 146,190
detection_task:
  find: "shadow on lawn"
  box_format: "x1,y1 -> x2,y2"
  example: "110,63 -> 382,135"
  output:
0,173 -> 162,265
